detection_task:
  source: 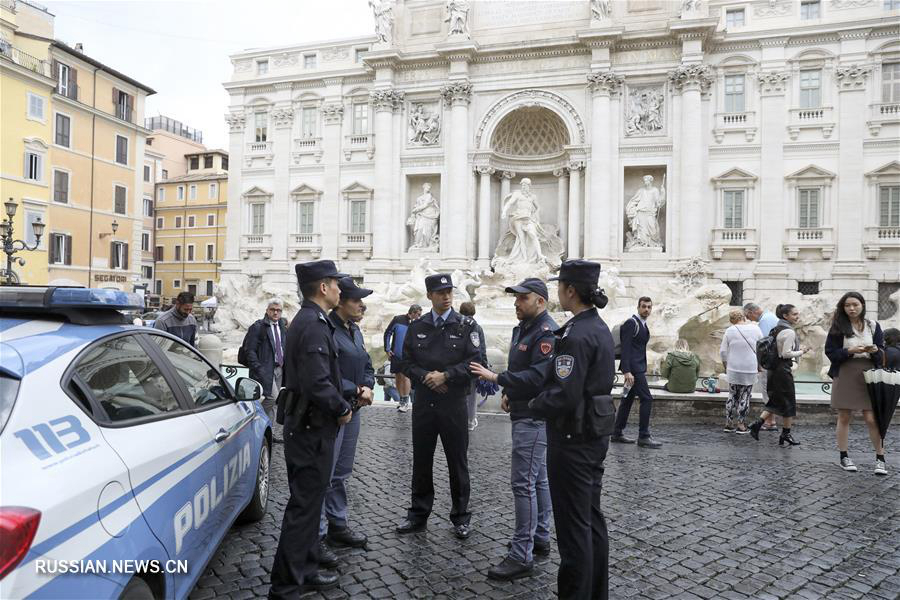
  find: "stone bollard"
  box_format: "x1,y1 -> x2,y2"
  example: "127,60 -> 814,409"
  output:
198,334 -> 223,368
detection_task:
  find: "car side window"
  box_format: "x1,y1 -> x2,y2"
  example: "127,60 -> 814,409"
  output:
150,336 -> 232,408
75,335 -> 180,422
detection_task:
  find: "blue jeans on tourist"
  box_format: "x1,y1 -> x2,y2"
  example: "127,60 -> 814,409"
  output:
320,409 -> 362,535
508,418 -> 552,564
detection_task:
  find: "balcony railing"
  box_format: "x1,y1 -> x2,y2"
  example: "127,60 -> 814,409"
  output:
0,43 -> 51,78
863,225 -> 900,259
867,102 -> 900,136
240,233 -> 272,259
288,233 -> 322,259
247,141 -> 272,154
57,83 -> 79,101
788,106 -> 834,140
292,137 -> 322,164
343,133 -> 375,160
710,227 -> 758,259
784,227 -> 835,259
713,111 -> 757,142
339,232 -> 372,258
115,104 -> 133,124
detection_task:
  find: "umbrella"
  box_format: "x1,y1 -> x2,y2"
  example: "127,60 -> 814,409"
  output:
475,378 -> 500,406
864,369 -> 900,441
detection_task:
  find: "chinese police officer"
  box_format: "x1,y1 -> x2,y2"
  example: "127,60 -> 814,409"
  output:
396,273 -> 482,539
269,260 -> 354,598
529,260 -> 616,600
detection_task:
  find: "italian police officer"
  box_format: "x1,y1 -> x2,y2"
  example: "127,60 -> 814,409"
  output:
529,260 -> 616,600
269,260 -> 354,598
396,273 -> 483,539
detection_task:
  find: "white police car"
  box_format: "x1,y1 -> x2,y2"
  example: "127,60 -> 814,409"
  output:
0,287 -> 271,599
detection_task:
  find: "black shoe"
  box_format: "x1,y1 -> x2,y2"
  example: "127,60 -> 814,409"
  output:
611,434 -> 635,444
779,431 -> 800,447
396,519 -> 427,534
317,541 -> 339,569
533,539 -> 551,556
487,557 -> 534,581
453,523 -> 471,539
300,571 -> 339,592
327,525 -> 368,549
637,436 -> 662,449
749,419 -> 762,441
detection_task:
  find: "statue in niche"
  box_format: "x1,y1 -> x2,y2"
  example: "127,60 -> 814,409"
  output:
369,0 -> 394,44
493,178 -> 563,269
625,87 -> 664,136
625,175 -> 666,251
590,0 -> 611,21
407,183 -> 440,250
408,104 -> 441,146
446,0 -> 470,37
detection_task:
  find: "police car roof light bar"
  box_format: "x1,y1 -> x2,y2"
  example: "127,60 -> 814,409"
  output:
0,286 -> 143,311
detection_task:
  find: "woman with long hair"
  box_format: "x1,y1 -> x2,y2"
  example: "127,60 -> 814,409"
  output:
749,304 -> 810,445
825,292 -> 887,476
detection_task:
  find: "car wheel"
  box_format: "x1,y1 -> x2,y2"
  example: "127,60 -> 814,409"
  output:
238,441 -> 269,523
119,577 -> 154,600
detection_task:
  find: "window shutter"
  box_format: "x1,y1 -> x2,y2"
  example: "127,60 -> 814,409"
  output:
65,235 -> 72,265
123,243 -> 129,270
70,66 -> 77,92
51,59 -> 59,81
23,152 -> 29,178
110,241 -> 115,268
49,234 -> 58,264
112,87 -> 118,105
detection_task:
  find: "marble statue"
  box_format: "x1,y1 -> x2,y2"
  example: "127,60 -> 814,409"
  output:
408,104 -> 441,146
590,0 -> 611,21
446,0 -> 470,37
369,0 -> 394,45
625,87 -> 664,136
493,178 -> 564,269
625,175 -> 667,251
407,183 -> 440,250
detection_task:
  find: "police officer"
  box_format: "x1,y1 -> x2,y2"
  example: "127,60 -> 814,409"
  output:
396,273 -> 482,539
470,278 -> 557,581
529,260 -> 616,600
269,260 -> 354,598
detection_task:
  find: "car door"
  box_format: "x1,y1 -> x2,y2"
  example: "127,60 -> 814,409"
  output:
144,334 -> 258,536
73,332 -> 218,599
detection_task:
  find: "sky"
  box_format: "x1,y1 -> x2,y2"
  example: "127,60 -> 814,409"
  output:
43,0 -> 376,149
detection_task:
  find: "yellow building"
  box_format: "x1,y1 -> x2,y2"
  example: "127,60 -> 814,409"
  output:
0,0 -> 55,284
154,150 -> 228,302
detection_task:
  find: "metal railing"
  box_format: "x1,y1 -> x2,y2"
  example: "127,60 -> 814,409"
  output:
0,43 -> 51,77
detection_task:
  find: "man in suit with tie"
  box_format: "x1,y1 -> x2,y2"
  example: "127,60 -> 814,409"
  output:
612,297 -> 663,448
244,298 -> 289,422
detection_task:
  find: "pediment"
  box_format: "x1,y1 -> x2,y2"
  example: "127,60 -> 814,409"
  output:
291,183 -> 322,198
866,161 -> 900,179
242,185 -> 271,198
785,165 -> 836,180
342,181 -> 373,196
711,167 -> 758,183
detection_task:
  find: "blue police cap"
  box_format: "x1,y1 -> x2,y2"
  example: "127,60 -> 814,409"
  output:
425,273 -> 454,292
295,260 -> 348,285
504,277 -> 549,300
548,259 -> 602,286
338,276 -> 373,300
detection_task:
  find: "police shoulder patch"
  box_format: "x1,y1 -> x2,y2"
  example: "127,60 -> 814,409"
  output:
555,355 -> 574,379
470,331 -> 481,348
540,341 -> 552,355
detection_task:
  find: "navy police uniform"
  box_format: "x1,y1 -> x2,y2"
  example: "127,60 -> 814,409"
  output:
269,261 -> 351,599
399,273 -> 482,529
530,260 -> 616,600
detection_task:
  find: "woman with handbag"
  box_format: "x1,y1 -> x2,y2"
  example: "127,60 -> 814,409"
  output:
720,310 -> 763,434
825,292 -> 887,476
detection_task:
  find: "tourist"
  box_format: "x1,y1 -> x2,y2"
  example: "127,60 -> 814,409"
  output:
885,328 -> 900,369
383,305 -> 422,412
720,309 -> 763,434
825,292 -> 887,475
242,299 -> 288,422
660,339 -> 700,394
749,304 -> 811,445
743,302 -> 779,432
459,301 -> 487,431
153,291 -> 198,346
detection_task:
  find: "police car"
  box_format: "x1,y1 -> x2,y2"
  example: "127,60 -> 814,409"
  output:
0,287 -> 271,599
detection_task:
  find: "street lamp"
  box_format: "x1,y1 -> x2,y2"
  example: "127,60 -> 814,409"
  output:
100,220 -> 119,238
1,197 -> 45,285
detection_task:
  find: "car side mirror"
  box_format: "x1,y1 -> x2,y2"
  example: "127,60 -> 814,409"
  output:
235,377 -> 263,402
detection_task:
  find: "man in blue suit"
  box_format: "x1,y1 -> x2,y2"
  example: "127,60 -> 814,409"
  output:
612,297 -> 662,448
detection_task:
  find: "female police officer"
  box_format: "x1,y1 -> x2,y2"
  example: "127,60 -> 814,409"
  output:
529,259 -> 616,600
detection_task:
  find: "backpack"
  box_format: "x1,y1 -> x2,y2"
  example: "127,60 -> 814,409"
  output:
756,325 -> 787,370
611,316 -> 640,359
237,322 -> 265,367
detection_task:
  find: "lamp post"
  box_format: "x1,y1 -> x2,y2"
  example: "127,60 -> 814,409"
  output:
1,197 -> 46,285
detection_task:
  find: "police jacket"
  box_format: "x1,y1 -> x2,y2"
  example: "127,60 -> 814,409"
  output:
399,309 -> 482,402
530,308 -> 616,438
329,311 -> 376,399
497,310 -> 557,421
619,315 -> 649,374
283,300 -> 350,430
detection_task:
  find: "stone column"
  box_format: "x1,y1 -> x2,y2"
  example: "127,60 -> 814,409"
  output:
567,161 -> 585,258
320,102 -> 344,260
756,71 -> 789,267
270,102 -> 294,262
554,168 -> 569,248
500,171 -> 516,200
669,65 -> 713,259
586,72 -> 623,261
835,65 -> 870,264
476,166 -> 495,261
223,111 -> 246,263
370,89 -> 404,261
440,80 -> 473,263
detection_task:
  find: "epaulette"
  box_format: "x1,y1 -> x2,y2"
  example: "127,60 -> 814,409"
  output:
461,316 -> 474,327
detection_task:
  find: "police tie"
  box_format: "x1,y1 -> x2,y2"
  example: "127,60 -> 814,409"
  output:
435,316 -> 444,328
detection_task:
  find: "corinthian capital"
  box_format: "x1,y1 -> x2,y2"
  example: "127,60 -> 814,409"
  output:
441,80 -> 473,107
567,160 -> 585,172
668,64 -> 714,92
225,112 -> 246,133
321,103 -> 344,124
757,71 -> 789,95
475,165 -> 495,176
271,107 -> 294,128
835,64 -> 871,91
587,71 -> 624,96
369,88 -> 405,112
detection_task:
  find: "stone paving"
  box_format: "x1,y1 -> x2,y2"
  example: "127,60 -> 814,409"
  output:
191,406 -> 900,600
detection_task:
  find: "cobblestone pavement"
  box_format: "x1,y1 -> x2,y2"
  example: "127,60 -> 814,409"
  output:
191,406 -> 900,600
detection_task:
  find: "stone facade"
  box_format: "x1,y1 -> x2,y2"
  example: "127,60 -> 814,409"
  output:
222,0 -> 900,313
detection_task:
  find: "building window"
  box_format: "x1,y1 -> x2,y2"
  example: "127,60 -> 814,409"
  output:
156,217 -> 164,229
187,245 -> 195,261
157,187 -> 165,202
301,107 -> 317,138
304,53 -> 316,69
143,165 -> 151,182
725,8 -> 745,28
222,157 -> 228,171
115,135 -> 128,165
114,89 -> 133,121
255,113 -> 267,142
24,152 -> 42,181
187,283 -> 198,296
187,215 -> 195,228
352,103 -> 368,135
27,92 -> 45,121
154,280 -> 162,294
174,245 -> 182,261
723,281 -> 743,306
350,200 -> 367,234
251,203 -> 265,235
257,59 -> 268,75
209,183 -> 217,199
298,201 -> 314,234
110,241 -> 128,270
175,216 -> 182,228
723,190 -> 745,229
143,197 -> 153,217
204,155 -> 213,169
798,281 -> 820,296
801,0 -> 820,19
886,0 -> 900,9
142,265 -> 153,279
189,185 -> 197,200
55,113 -> 71,147
206,244 -> 215,261
155,246 -> 164,261
355,47 -> 367,63
207,213 -> 216,226
190,156 -> 199,170
880,185 -> 900,227
57,63 -> 71,97
173,279 -> 181,289
141,232 -> 150,251
879,282 -> 900,319
883,62 -> 900,103
114,185 -> 127,215
162,169 -> 168,179
799,69 -> 822,109
177,186 -> 184,200
53,170 -> 69,203
724,74 -> 745,113
49,233 -> 72,265
798,188 -> 821,229
206,281 -> 214,296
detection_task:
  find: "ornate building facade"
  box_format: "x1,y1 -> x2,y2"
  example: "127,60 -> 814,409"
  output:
222,0 -> 900,316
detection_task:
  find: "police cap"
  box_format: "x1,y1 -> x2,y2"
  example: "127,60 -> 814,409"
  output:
425,273 -> 454,292
504,277 -> 549,300
548,259 -> 602,286
338,276 -> 373,300
295,260 -> 348,285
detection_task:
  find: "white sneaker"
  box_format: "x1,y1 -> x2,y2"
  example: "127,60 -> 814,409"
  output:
875,460 -> 888,476
468,417 -> 478,431
398,402 -> 411,413
839,457 -> 858,472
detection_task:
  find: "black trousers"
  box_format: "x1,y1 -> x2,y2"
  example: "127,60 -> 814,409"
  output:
546,429 -> 609,600
407,394 -> 471,526
269,425 -> 336,599
613,371 -> 653,438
